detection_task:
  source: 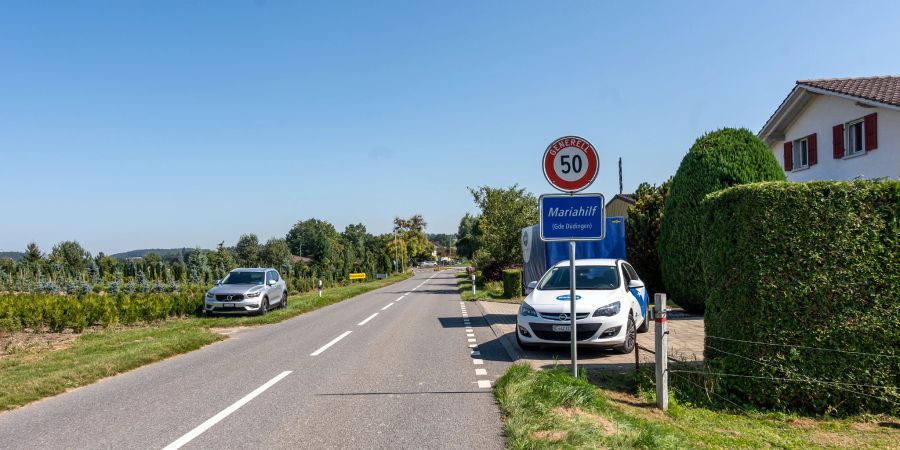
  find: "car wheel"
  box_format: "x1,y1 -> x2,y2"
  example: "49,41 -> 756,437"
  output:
516,329 -> 539,351
615,313 -> 636,354
636,310 -> 649,333
258,297 -> 269,316
281,291 -> 288,309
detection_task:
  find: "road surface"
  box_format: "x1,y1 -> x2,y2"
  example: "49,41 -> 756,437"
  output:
0,270 -> 511,449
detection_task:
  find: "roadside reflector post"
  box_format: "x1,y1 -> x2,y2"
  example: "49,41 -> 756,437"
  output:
569,239 -> 577,377
318,279 -> 323,298
654,293 -> 668,411
471,274 -> 476,295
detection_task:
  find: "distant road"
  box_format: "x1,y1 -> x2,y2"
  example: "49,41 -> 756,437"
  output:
0,271 -> 510,449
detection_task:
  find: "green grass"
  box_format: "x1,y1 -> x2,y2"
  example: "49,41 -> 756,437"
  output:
494,363 -> 900,449
0,272 -> 412,412
456,272 -> 521,303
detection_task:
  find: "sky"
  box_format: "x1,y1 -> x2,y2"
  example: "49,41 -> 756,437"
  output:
2,0 -> 899,255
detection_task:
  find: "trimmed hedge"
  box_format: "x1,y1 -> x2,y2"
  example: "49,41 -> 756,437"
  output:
0,290 -> 204,332
701,180 -> 899,415
659,128 -> 785,312
502,269 -> 523,299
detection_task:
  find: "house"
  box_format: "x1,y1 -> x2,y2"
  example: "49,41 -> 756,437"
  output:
605,194 -> 635,219
758,76 -> 900,181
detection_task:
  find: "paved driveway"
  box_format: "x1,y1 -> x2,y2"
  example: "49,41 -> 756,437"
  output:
477,300 -> 704,371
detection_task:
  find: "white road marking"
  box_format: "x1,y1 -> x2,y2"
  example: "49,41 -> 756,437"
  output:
468,344 -> 477,348
381,303 -> 394,311
473,359 -> 484,365
395,296 -> 404,301
466,333 -> 475,338
358,313 -> 378,326
310,331 -> 353,356
471,350 -> 481,356
465,328 -> 473,333
162,371 -> 292,450
477,380 -> 492,389
467,338 -> 476,343
475,368 -> 487,376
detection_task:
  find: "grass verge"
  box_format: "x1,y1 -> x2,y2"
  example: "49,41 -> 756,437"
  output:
494,363 -> 900,449
0,272 -> 412,412
456,272 -> 521,303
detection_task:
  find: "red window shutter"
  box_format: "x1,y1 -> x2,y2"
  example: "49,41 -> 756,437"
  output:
865,113 -> 878,151
807,133 -> 817,165
832,124 -> 844,159
783,141 -> 793,171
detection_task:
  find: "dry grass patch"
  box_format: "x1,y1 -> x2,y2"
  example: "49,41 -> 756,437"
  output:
555,406 -> 619,435
529,430 -> 569,442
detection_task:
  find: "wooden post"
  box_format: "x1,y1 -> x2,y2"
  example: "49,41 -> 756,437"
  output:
654,293 -> 668,411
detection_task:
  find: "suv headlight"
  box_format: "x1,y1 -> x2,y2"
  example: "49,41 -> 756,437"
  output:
245,291 -> 261,298
593,301 -> 621,317
519,303 -> 537,317
205,292 -> 215,299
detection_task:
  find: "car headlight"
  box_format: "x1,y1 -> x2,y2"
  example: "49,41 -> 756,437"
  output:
519,303 -> 537,317
205,292 -> 215,299
245,291 -> 261,298
593,301 -> 621,317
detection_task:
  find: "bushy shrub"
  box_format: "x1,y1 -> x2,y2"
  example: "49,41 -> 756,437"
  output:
625,180 -> 671,296
502,269 -> 523,299
701,180 -> 899,415
480,260 -> 519,282
658,128 -> 785,312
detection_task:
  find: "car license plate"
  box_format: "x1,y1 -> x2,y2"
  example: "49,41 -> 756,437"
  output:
552,325 -> 571,332
224,303 -> 234,308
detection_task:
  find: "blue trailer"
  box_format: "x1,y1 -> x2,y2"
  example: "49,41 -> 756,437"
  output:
520,216 -> 627,290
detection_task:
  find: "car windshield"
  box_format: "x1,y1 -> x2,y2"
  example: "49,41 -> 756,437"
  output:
538,265 -> 619,290
222,271 -> 265,285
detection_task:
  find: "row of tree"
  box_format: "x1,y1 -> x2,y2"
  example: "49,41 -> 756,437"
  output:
0,214 -> 437,293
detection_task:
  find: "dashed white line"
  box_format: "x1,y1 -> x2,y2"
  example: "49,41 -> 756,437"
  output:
477,380 -> 492,389
468,344 -> 477,348
475,368 -> 487,376
395,296 -> 405,301
466,333 -> 475,338
381,303 -> 394,311
358,313 -> 378,326
162,371 -> 292,450
465,328 -> 473,333
472,359 -> 484,365
467,338 -> 476,343
311,331 -> 352,356
471,350 -> 481,356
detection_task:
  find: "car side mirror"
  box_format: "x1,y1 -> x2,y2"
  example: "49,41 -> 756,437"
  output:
268,279 -> 277,286
214,279 -> 221,285
628,279 -> 644,289
527,281 -> 538,290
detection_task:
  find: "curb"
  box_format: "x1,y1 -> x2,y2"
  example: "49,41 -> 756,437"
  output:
475,301 -> 525,363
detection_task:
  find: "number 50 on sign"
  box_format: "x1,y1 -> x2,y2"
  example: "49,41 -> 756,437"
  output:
542,136 -> 599,193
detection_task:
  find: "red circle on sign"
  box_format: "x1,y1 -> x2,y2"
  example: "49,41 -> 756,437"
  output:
542,136 -> 599,192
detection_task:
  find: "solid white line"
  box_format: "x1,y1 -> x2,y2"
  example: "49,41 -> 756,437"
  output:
473,359 -> 484,365
162,371 -> 291,450
395,296 -> 404,301
381,303 -> 394,311
477,380 -> 492,388
311,331 -> 352,356
358,313 -> 378,326
475,368 -> 487,376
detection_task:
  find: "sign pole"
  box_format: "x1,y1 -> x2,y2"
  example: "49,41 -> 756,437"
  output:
569,239 -> 577,377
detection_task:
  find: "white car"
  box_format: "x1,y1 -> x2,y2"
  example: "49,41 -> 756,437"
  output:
204,268 -> 288,316
516,258 -> 649,353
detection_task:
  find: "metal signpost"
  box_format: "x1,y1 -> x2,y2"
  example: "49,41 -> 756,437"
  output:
539,136 -> 604,377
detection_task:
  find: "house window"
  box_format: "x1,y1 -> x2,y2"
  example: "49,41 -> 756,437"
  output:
792,137 -> 809,170
845,119 -> 865,156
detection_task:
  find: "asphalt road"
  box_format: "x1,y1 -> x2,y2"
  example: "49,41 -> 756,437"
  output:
0,270 -> 512,449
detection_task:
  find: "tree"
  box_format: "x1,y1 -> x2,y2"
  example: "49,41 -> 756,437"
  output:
625,179 -> 671,297
208,242 -> 237,277
455,213 -> 480,260
286,218 -> 341,276
468,185 -> 537,277
393,214 -> 433,262
23,242 -> 43,265
50,241 -> 91,276
262,238 -> 292,269
235,234 -> 261,267
658,128 -> 786,313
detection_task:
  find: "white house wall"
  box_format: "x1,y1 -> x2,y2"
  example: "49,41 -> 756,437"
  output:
769,94 -> 900,181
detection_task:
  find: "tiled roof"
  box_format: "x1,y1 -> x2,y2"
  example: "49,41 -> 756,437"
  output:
798,76 -> 900,107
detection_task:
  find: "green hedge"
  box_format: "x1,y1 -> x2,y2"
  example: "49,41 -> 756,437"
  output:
701,180 -> 899,415
0,290 -> 204,332
659,128 -> 785,313
502,269 -> 523,299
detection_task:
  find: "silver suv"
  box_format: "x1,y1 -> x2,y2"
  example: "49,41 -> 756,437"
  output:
204,268 -> 288,316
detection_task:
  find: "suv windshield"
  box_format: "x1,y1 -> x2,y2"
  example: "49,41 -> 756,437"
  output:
222,271 -> 265,285
538,265 -> 619,290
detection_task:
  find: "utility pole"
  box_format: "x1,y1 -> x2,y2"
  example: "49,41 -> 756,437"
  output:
655,293 -> 668,411
618,157 -> 623,195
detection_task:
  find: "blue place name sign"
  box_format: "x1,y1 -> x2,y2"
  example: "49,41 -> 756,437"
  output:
539,193 -> 606,241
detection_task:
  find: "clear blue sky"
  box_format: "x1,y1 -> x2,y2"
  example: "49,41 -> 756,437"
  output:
2,1 -> 899,255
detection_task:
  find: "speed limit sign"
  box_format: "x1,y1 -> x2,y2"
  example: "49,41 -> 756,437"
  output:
542,136 -> 599,193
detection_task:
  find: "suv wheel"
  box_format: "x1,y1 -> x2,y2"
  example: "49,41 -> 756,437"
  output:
615,313 -> 636,354
258,297 -> 269,316
281,291 -> 288,309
